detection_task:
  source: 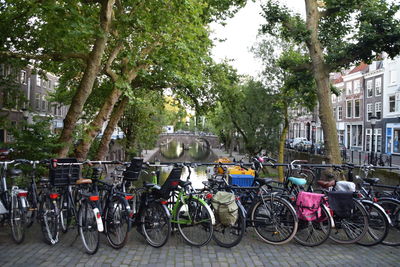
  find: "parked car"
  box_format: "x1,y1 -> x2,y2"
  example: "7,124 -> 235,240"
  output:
295,141 -> 312,152
285,139 -> 293,148
291,137 -> 307,148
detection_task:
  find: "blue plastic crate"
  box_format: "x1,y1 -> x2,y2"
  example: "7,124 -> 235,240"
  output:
229,174 -> 254,186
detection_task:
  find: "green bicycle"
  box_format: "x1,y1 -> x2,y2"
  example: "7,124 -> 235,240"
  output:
160,164 -> 215,247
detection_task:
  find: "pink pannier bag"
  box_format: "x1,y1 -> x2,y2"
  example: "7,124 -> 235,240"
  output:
296,191 -> 325,221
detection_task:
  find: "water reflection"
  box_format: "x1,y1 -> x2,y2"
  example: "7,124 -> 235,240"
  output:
142,140 -> 218,189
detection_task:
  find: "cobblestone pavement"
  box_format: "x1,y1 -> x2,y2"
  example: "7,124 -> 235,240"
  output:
0,224 -> 398,267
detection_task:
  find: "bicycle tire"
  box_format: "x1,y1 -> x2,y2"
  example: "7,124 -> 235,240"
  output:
329,199 -> 368,244
141,202 -> 171,248
26,185 -> 37,228
176,197 -> 213,247
294,204 -> 332,247
10,195 -> 26,244
251,196 -> 298,245
378,199 -> 400,246
39,197 -> 59,245
59,193 -> 70,233
357,201 -> 389,246
212,202 -> 245,248
78,200 -> 99,255
105,196 -> 129,249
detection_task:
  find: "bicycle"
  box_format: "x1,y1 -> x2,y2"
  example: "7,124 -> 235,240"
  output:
353,164 -> 400,246
161,163 -> 215,247
0,159 -> 29,243
52,159 -> 103,254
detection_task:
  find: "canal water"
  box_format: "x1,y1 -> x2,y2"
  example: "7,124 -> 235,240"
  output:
142,140 -> 219,189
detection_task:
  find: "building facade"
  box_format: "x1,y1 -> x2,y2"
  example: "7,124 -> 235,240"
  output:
0,64 -> 67,143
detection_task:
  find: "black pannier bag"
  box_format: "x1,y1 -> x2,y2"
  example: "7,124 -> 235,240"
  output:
328,191 -> 355,218
49,158 -> 80,186
123,158 -> 143,181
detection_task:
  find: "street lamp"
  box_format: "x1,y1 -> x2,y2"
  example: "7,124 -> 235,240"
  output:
311,120 -> 316,154
370,115 -> 377,165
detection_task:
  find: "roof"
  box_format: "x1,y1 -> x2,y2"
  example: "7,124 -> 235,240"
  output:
348,62 -> 369,74
333,76 -> 343,84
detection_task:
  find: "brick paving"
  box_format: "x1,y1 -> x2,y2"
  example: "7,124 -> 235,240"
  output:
0,224 -> 398,267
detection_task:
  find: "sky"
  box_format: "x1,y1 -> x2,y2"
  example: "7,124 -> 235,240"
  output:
210,0 -> 305,77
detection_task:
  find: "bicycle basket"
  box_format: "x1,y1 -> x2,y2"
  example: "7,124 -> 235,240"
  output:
123,158 -> 143,181
49,158 -> 80,186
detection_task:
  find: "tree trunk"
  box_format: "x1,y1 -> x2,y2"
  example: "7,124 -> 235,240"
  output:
56,0 -> 115,157
278,104 -> 289,182
95,96 -> 128,160
74,87 -> 123,160
304,0 -> 341,164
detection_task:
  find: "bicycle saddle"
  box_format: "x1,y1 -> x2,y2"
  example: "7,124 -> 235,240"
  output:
76,178 -> 92,185
254,178 -> 273,186
363,178 -> 380,185
9,168 -> 22,177
288,177 -> 307,186
40,177 -> 49,183
317,180 -> 336,188
144,182 -> 156,189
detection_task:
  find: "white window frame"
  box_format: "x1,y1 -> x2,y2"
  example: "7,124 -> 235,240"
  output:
346,82 -> 352,95
366,103 -> 373,121
354,99 -> 360,118
338,106 -> 343,120
390,69 -> 397,85
389,94 -> 396,113
375,102 -> 382,119
354,80 -> 361,94
375,77 -> 382,96
36,75 -> 41,86
346,100 -> 352,118
366,80 -> 373,98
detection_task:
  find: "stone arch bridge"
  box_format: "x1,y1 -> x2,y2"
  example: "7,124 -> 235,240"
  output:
157,133 -> 219,148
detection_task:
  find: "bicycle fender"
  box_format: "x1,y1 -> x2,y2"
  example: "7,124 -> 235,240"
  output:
236,200 -> 247,218
160,201 -> 171,219
188,196 -> 215,225
378,197 -> 400,205
116,195 -> 132,232
360,199 -> 392,225
322,204 -> 335,228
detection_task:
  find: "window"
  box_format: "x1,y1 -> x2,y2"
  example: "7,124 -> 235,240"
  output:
346,82 -> 352,95
346,101 -> 352,118
354,80 -> 360,94
36,75 -> 41,86
397,93 -> 400,112
375,77 -> 382,96
375,102 -> 382,119
390,69 -> 397,84
333,107 -> 337,120
20,71 -> 27,84
42,79 -> 47,88
338,106 -> 343,120
351,125 -> 363,147
389,95 -> 396,112
366,80 -> 373,97
41,95 -> 47,111
367,103 -> 373,120
354,99 -> 360,118
35,93 -> 40,109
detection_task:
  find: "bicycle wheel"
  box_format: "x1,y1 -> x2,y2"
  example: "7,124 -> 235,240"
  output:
379,199 -> 400,246
39,197 -> 59,245
105,196 -> 129,249
329,200 -> 368,244
59,193 -> 70,233
26,186 -> 37,228
10,195 -> 26,244
141,202 -> 171,248
176,197 -> 213,247
78,200 -> 99,254
294,205 -> 331,247
251,196 -> 298,245
357,201 -> 389,246
213,203 -> 245,248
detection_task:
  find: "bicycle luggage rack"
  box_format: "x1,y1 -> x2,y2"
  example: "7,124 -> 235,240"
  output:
49,158 -> 80,186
